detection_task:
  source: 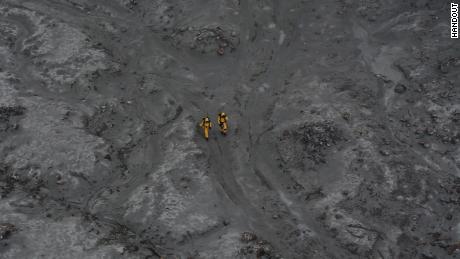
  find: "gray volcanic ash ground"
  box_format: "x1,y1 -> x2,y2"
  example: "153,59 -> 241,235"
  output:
0,0 -> 460,258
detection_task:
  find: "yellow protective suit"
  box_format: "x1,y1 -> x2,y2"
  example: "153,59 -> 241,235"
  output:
200,117 -> 212,140
217,112 -> 228,135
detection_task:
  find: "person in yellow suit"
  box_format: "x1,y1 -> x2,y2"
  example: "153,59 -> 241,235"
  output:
217,112 -> 229,135
200,116 -> 212,140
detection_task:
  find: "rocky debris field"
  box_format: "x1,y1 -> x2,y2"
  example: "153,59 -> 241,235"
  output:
0,0 -> 459,258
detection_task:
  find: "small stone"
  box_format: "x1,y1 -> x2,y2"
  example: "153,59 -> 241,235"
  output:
421,252 -> 436,259
368,16 -> 377,22
240,232 -> 257,242
439,61 -> 451,74
124,244 -> 139,253
425,128 -> 435,135
0,223 -> 16,240
217,47 -> 225,55
394,84 -> 407,94
380,150 -> 390,156
254,240 -> 273,257
419,142 -> 430,148
415,128 -> 424,135
375,73 -> 390,82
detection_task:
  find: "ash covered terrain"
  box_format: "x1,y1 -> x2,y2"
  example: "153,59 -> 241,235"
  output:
0,0 -> 459,258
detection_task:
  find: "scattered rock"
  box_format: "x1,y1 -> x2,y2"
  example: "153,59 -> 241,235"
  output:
0,223 -> 16,240
0,105 -> 25,132
304,187 -> 324,201
240,232 -> 257,242
439,57 -> 459,74
421,252 -> 436,259
448,242 -> 460,255
379,150 -> 390,156
254,240 -> 274,257
124,0 -> 138,9
168,26 -> 239,55
419,142 -> 430,148
341,112 -> 351,121
239,239 -> 274,258
301,121 -> 342,164
394,83 -> 407,94
0,106 -> 24,118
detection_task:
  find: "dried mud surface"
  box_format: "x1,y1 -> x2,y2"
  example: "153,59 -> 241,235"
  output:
0,0 -> 459,258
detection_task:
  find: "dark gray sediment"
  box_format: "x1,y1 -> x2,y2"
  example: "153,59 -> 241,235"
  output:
0,0 -> 459,258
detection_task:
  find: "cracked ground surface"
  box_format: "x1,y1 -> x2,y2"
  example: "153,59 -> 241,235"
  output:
0,0 -> 459,258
